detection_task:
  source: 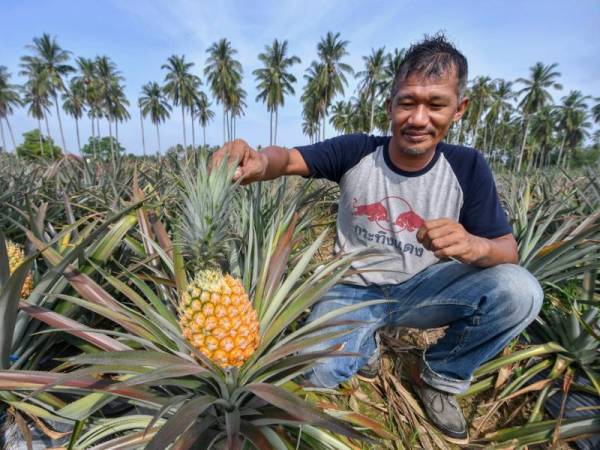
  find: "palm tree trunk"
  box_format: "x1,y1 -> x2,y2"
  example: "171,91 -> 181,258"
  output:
369,93 -> 375,133
0,120 -> 6,153
181,104 -> 187,148
223,108 -> 226,143
516,117 -> 530,172
75,117 -> 81,153
54,94 -> 67,151
37,118 -> 44,155
108,118 -> 116,166
140,107 -> 146,157
556,133 -> 567,167
90,117 -> 98,159
5,118 -> 17,151
44,113 -> 52,141
190,109 -> 196,150
116,121 -> 119,142
322,114 -> 326,140
274,108 -> 279,146
156,123 -> 161,156
203,125 -> 206,149
269,110 -> 273,146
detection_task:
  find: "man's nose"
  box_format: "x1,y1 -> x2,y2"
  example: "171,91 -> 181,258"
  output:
407,105 -> 428,127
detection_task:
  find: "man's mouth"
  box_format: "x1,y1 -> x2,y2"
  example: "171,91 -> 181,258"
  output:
403,132 -> 430,142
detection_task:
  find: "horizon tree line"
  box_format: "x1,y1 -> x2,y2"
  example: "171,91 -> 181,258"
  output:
1,33 -> 599,170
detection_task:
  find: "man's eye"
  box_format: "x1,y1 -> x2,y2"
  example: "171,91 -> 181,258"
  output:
430,104 -> 445,109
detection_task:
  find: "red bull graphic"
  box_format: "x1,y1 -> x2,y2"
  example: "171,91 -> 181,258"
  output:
352,198 -> 389,222
395,210 -> 424,232
352,196 -> 424,233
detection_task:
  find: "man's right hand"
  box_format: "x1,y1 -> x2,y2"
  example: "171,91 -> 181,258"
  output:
211,139 -> 268,185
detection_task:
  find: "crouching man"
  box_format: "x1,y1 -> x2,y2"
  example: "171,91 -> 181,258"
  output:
212,33 -> 543,443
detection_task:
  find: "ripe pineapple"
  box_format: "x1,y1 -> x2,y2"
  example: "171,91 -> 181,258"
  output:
5,240 -> 33,298
176,157 -> 260,368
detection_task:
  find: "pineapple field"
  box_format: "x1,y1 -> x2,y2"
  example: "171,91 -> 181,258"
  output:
0,149 -> 599,449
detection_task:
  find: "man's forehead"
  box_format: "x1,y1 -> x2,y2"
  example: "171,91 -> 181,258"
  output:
394,72 -> 459,97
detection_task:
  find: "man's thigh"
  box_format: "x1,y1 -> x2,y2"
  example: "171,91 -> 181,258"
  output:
385,261 -> 526,329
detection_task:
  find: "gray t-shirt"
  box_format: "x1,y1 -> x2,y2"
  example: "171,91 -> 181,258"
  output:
296,134 -> 512,286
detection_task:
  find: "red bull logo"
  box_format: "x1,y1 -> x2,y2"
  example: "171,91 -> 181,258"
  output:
352,198 -> 389,222
395,210 -> 424,232
351,196 -> 423,233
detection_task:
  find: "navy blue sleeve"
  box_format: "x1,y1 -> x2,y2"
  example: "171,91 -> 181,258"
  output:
443,145 -> 513,239
294,134 -> 381,183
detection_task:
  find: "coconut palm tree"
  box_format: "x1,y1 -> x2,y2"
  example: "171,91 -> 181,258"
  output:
73,57 -> 102,146
330,100 -> 354,134
204,39 -> 243,142
515,62 -> 562,171
188,75 -> 202,150
383,48 -> 406,95
529,105 -> 558,168
62,79 -> 86,152
484,79 -> 515,154
194,91 -> 214,149
228,85 -> 246,140
301,62 -> 327,140
110,82 -> 130,144
560,108 -> 592,169
162,55 -> 197,150
592,98 -> 600,124
0,66 -> 22,152
466,76 -> 494,148
21,33 -> 74,151
356,47 -> 386,133
20,58 -> 54,148
556,90 -> 590,166
253,39 -> 301,145
315,32 -> 353,138
139,81 -> 171,156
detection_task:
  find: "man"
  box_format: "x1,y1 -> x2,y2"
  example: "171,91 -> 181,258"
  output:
212,34 -> 543,443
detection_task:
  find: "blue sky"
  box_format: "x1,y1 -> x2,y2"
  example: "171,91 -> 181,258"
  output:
1,0 -> 599,154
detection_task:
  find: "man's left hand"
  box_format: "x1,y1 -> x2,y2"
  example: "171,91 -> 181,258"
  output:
416,218 -> 489,264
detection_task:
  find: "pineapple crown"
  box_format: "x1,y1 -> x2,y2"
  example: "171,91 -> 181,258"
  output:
175,154 -> 240,274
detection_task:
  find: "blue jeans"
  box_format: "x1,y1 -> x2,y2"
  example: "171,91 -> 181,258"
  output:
304,262 -> 543,393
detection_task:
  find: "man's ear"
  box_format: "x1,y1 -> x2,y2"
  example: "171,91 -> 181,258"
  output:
454,96 -> 469,122
385,97 -> 392,119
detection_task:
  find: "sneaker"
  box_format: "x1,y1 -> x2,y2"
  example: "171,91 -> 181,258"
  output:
356,332 -> 381,382
410,365 -> 469,443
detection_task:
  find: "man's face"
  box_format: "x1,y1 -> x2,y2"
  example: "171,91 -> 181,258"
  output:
387,70 -> 468,155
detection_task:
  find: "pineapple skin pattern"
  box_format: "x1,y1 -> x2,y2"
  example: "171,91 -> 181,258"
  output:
6,240 -> 33,298
179,269 -> 260,368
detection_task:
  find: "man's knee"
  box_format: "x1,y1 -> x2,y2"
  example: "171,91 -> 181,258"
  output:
487,264 -> 543,323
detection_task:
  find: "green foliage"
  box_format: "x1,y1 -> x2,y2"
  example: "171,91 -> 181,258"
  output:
16,129 -> 62,160
81,136 -> 125,162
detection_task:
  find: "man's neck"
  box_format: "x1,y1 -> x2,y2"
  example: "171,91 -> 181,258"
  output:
388,137 -> 438,172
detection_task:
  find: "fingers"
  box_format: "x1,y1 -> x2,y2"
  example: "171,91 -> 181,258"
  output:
434,242 -> 469,259
210,139 -> 253,180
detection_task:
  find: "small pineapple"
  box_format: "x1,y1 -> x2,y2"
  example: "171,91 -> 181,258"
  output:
5,240 -> 33,298
178,270 -> 259,367
176,156 -> 260,368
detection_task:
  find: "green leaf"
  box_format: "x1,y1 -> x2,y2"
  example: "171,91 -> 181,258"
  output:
146,395 -> 218,450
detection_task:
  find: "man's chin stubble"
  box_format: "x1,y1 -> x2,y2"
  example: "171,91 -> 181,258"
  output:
402,147 -> 429,156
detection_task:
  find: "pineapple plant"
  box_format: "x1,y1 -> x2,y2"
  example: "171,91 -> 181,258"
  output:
4,240 -> 33,298
176,157 -> 260,368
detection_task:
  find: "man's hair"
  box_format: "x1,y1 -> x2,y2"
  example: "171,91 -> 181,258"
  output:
392,32 -> 468,99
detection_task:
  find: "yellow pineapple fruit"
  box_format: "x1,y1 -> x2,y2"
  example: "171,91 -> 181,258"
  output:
178,270 -> 259,368
176,155 -> 260,368
5,240 -> 33,298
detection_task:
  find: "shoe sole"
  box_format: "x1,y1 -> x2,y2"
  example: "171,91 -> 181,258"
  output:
440,433 -> 469,445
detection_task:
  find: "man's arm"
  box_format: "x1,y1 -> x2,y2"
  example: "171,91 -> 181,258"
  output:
417,219 -> 518,267
211,139 -> 309,184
